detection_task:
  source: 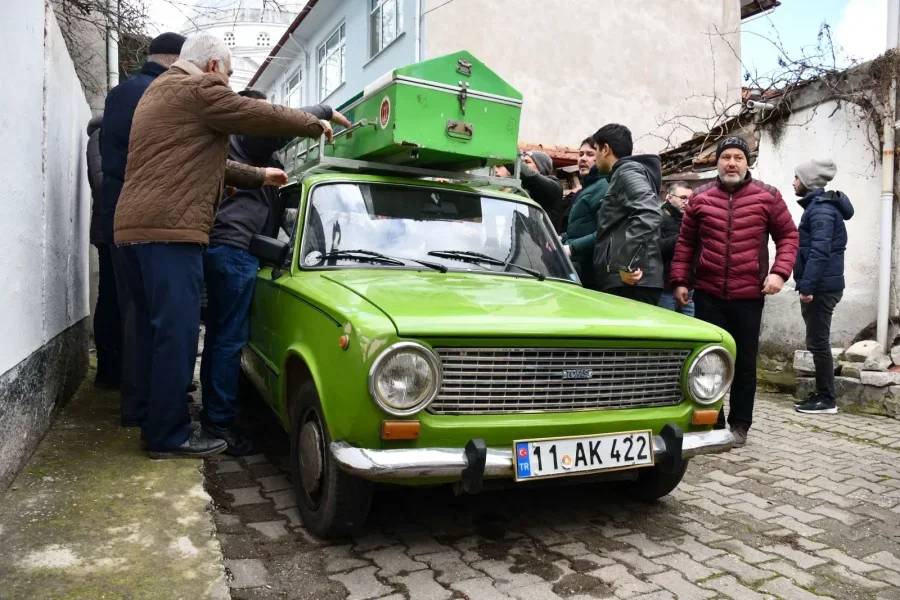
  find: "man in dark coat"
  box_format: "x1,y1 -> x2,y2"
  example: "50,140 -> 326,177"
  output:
87,114 -> 122,389
200,89 -> 350,455
792,158 -> 853,415
99,32 -> 186,427
521,151 -> 564,230
657,181 -> 693,315
560,138 -> 610,290
590,123 -> 664,305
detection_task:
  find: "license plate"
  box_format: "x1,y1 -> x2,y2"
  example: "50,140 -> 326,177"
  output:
513,431 -> 654,481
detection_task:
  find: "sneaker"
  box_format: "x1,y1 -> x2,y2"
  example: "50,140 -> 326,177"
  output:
148,431 -> 227,459
796,399 -> 838,414
794,392 -> 816,408
202,422 -> 256,456
730,426 -> 748,448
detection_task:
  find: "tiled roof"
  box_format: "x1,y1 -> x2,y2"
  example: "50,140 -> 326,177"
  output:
518,143 -> 579,167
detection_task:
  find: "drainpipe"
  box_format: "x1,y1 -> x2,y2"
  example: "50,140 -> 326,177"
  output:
414,0 -> 422,62
878,0 -> 900,349
106,0 -> 119,89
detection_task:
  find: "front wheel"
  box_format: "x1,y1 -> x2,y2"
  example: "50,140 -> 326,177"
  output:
625,460 -> 690,502
290,381 -> 373,538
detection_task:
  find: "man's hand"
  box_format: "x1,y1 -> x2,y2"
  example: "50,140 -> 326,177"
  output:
674,286 -> 690,306
800,293 -> 814,303
620,268 -> 643,286
563,245 -> 572,257
331,110 -> 351,128
264,168 -> 288,187
319,119 -> 334,143
762,273 -> 785,295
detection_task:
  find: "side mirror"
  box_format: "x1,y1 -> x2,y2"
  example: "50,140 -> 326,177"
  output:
249,235 -> 289,277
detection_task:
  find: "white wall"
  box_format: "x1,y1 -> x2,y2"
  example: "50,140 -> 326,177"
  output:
755,100 -> 883,352
423,0 -> 743,152
0,1 -> 91,375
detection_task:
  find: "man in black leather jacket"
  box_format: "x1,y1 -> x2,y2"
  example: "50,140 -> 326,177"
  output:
200,89 -> 350,455
590,123 -> 664,305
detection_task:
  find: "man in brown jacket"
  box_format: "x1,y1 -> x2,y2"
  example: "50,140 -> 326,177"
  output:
114,33 -> 331,459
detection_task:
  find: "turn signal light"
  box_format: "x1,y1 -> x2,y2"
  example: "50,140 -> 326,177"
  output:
692,410 -> 720,426
381,420 -> 420,440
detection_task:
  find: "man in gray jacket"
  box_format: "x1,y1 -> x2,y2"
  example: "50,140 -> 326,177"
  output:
591,123 -> 664,305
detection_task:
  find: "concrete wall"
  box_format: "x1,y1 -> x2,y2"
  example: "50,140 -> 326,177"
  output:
255,0 -> 418,111
754,100 -> 884,354
0,1 -> 91,490
422,0 -> 742,152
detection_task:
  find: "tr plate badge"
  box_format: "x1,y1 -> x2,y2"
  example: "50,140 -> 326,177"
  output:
562,369 -> 592,380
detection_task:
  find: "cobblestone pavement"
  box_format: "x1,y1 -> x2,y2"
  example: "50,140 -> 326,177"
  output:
203,394 -> 900,600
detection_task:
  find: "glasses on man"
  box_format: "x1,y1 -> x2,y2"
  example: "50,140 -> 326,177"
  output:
668,193 -> 690,201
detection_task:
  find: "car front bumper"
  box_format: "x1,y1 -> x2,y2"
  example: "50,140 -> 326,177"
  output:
331,427 -> 733,483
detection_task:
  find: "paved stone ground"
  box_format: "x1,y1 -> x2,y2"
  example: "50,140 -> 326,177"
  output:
204,394 -> 900,600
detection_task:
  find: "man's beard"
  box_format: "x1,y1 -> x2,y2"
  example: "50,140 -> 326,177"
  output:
720,172 -> 744,188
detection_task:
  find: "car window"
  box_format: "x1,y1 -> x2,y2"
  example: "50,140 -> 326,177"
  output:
299,182 -> 577,282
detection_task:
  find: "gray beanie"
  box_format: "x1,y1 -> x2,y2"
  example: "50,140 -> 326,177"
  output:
795,158 -> 837,190
526,151 -> 554,176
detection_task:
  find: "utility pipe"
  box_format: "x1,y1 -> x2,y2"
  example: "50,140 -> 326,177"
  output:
878,0 -> 900,349
106,0 -> 119,89
414,0 -> 422,62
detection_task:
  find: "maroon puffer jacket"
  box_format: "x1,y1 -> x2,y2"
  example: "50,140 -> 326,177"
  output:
670,175 -> 798,300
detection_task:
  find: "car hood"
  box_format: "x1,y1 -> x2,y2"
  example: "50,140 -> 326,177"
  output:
321,270 -> 722,342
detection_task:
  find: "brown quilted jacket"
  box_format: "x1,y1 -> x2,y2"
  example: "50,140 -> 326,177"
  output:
114,60 -> 325,245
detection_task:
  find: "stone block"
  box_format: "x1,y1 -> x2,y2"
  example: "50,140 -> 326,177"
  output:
794,377 -> 814,400
864,355 -> 892,372
793,350 -> 815,374
842,363 -> 865,379
892,346 -> 900,366
861,371 -> 900,387
846,341 -> 884,362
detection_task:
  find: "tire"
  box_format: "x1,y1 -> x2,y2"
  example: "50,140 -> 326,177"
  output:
625,460 -> 690,502
290,381 -> 373,538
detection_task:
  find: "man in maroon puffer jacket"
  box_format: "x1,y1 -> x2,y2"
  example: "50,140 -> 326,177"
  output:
670,136 -> 798,448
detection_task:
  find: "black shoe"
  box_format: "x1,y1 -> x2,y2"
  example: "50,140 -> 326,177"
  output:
795,392 -> 816,408
796,399 -> 838,414
148,431 -> 227,459
202,423 -> 256,456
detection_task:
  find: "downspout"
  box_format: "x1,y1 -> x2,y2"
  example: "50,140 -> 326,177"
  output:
414,0 -> 422,62
106,0 -> 119,89
878,0 -> 900,349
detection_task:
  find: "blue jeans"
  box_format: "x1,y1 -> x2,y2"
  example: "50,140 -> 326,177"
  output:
120,243 -> 202,451
200,245 -> 259,426
658,289 -> 695,317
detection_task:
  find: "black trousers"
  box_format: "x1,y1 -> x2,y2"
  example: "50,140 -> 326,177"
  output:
93,243 -> 122,386
110,245 -> 140,425
801,291 -> 843,404
606,286 -> 663,306
693,290 -> 764,431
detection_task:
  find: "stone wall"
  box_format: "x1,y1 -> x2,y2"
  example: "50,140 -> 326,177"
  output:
0,1 -> 92,490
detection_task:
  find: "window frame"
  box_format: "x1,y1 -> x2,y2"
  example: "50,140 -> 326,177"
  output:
317,22 -> 346,102
282,69 -> 303,109
369,0 -> 404,58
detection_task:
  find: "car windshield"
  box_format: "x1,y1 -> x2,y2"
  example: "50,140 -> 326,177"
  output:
298,182 -> 578,282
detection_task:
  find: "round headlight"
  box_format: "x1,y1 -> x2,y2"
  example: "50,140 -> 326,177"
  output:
368,342 -> 442,416
687,346 -> 734,405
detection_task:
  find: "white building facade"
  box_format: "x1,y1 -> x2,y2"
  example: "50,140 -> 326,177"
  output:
248,0 -> 777,150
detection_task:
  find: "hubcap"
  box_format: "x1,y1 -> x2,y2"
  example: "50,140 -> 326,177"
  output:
299,418 -> 324,496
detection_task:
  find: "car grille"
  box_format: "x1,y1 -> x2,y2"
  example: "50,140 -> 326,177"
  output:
429,347 -> 690,415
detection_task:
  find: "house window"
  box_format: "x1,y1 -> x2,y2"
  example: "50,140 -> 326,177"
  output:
283,72 -> 302,109
370,0 -> 404,57
224,31 -> 235,48
318,23 -> 345,101
257,32 -> 270,47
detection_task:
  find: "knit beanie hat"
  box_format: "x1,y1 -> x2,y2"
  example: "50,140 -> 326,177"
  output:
526,151 -> 554,176
795,158 -> 837,190
716,136 -> 750,161
149,32 -> 187,56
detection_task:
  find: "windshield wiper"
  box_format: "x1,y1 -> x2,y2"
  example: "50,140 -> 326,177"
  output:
427,250 -> 545,281
322,249 -> 447,272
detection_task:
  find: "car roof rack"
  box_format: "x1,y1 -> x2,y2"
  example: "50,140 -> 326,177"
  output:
281,120 -> 529,198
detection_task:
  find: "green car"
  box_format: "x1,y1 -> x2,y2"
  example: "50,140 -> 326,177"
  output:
242,165 -> 736,538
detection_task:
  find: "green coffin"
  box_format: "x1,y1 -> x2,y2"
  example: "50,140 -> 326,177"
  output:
327,51 -> 522,170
